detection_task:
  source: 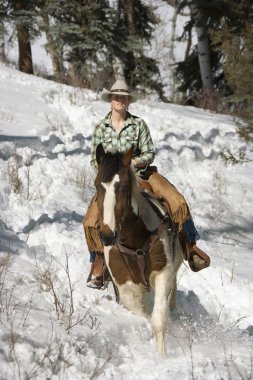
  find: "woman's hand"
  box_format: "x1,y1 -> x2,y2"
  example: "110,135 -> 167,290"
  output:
131,159 -> 146,168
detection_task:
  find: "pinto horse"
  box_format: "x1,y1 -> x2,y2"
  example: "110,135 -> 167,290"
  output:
95,143 -> 184,356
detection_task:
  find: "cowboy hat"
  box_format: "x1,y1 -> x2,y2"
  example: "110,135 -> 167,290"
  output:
101,79 -> 138,103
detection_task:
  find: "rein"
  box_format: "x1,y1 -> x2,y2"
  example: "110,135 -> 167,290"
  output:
115,240 -> 150,290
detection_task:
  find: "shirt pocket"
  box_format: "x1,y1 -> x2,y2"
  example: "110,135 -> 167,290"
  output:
125,132 -> 139,156
125,132 -> 138,144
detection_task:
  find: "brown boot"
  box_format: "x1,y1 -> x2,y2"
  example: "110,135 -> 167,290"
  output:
188,244 -> 210,272
180,232 -> 210,272
87,275 -> 104,289
86,253 -> 110,290
86,253 -> 104,288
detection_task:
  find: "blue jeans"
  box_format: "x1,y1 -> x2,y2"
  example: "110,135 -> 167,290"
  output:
89,251 -> 96,263
183,218 -> 200,243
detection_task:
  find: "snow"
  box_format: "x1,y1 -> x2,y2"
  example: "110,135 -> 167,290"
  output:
0,62 -> 253,379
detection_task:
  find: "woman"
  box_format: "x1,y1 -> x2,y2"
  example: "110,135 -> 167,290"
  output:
83,80 -> 210,289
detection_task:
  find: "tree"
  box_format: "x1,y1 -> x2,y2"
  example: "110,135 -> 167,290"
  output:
211,21 -> 253,142
0,0 -> 37,74
34,0 -> 64,79
40,0 -> 164,98
0,20 -> 5,62
175,0 -> 251,108
0,1 -> 8,62
190,0 -> 213,90
116,0 -> 164,99
43,0 -> 117,89
13,0 -> 34,74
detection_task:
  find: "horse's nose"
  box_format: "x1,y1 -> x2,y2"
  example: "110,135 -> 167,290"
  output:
99,230 -> 117,246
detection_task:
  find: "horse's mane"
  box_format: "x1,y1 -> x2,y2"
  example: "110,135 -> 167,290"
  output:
130,168 -> 139,200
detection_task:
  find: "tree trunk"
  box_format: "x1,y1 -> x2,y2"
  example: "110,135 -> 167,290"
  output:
14,0 -> 33,74
0,20 -> 6,62
42,12 -> 63,79
16,24 -> 33,74
121,0 -> 135,86
113,56 -> 125,80
190,1 -> 213,90
112,0 -> 125,81
168,3 -> 179,100
168,3 -> 177,64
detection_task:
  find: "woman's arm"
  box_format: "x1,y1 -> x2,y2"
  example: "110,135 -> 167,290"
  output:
132,120 -> 155,167
90,124 -> 102,169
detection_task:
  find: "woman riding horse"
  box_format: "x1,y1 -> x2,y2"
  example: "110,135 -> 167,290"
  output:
83,79 -> 210,289
93,144 -> 184,356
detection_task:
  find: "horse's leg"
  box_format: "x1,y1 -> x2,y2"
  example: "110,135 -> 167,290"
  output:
168,235 -> 184,312
151,268 -> 171,357
104,247 -> 146,316
151,232 -> 181,356
168,276 -> 177,311
118,282 -> 146,316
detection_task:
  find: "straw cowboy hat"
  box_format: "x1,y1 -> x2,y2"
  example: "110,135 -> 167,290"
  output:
101,79 -> 138,103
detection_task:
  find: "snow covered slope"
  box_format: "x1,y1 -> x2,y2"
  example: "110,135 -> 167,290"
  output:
0,63 -> 253,379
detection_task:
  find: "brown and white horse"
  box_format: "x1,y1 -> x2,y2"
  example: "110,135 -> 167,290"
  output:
95,143 -> 184,356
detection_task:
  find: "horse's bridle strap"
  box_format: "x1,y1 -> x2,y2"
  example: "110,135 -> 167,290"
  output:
114,241 -> 150,289
115,241 -> 146,256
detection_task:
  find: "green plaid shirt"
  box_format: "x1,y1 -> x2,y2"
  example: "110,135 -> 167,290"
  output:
90,111 -> 155,172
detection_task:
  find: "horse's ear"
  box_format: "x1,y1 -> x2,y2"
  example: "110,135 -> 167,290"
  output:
96,143 -> 106,165
122,145 -> 134,167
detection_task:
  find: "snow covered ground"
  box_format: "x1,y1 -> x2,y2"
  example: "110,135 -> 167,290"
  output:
0,63 -> 253,379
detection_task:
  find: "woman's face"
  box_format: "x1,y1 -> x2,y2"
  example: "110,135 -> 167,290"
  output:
111,95 -> 130,111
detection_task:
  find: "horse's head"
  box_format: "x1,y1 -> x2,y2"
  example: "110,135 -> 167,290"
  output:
95,143 -> 134,246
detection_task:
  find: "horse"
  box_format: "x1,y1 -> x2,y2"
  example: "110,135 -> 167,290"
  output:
94,143 -> 184,356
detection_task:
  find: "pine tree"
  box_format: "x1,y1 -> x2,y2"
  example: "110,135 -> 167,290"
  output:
39,0 -> 163,98
0,0 -> 38,74
42,0 -> 118,89
115,0 -> 164,99
14,0 -> 34,74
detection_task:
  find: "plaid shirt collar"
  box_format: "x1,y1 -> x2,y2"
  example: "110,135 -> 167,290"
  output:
103,111 -> 135,129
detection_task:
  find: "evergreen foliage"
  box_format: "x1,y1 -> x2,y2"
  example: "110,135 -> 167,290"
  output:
1,0 -> 39,40
115,0 -> 164,98
1,0 -> 38,73
1,0 -> 163,98
40,0 -> 117,89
